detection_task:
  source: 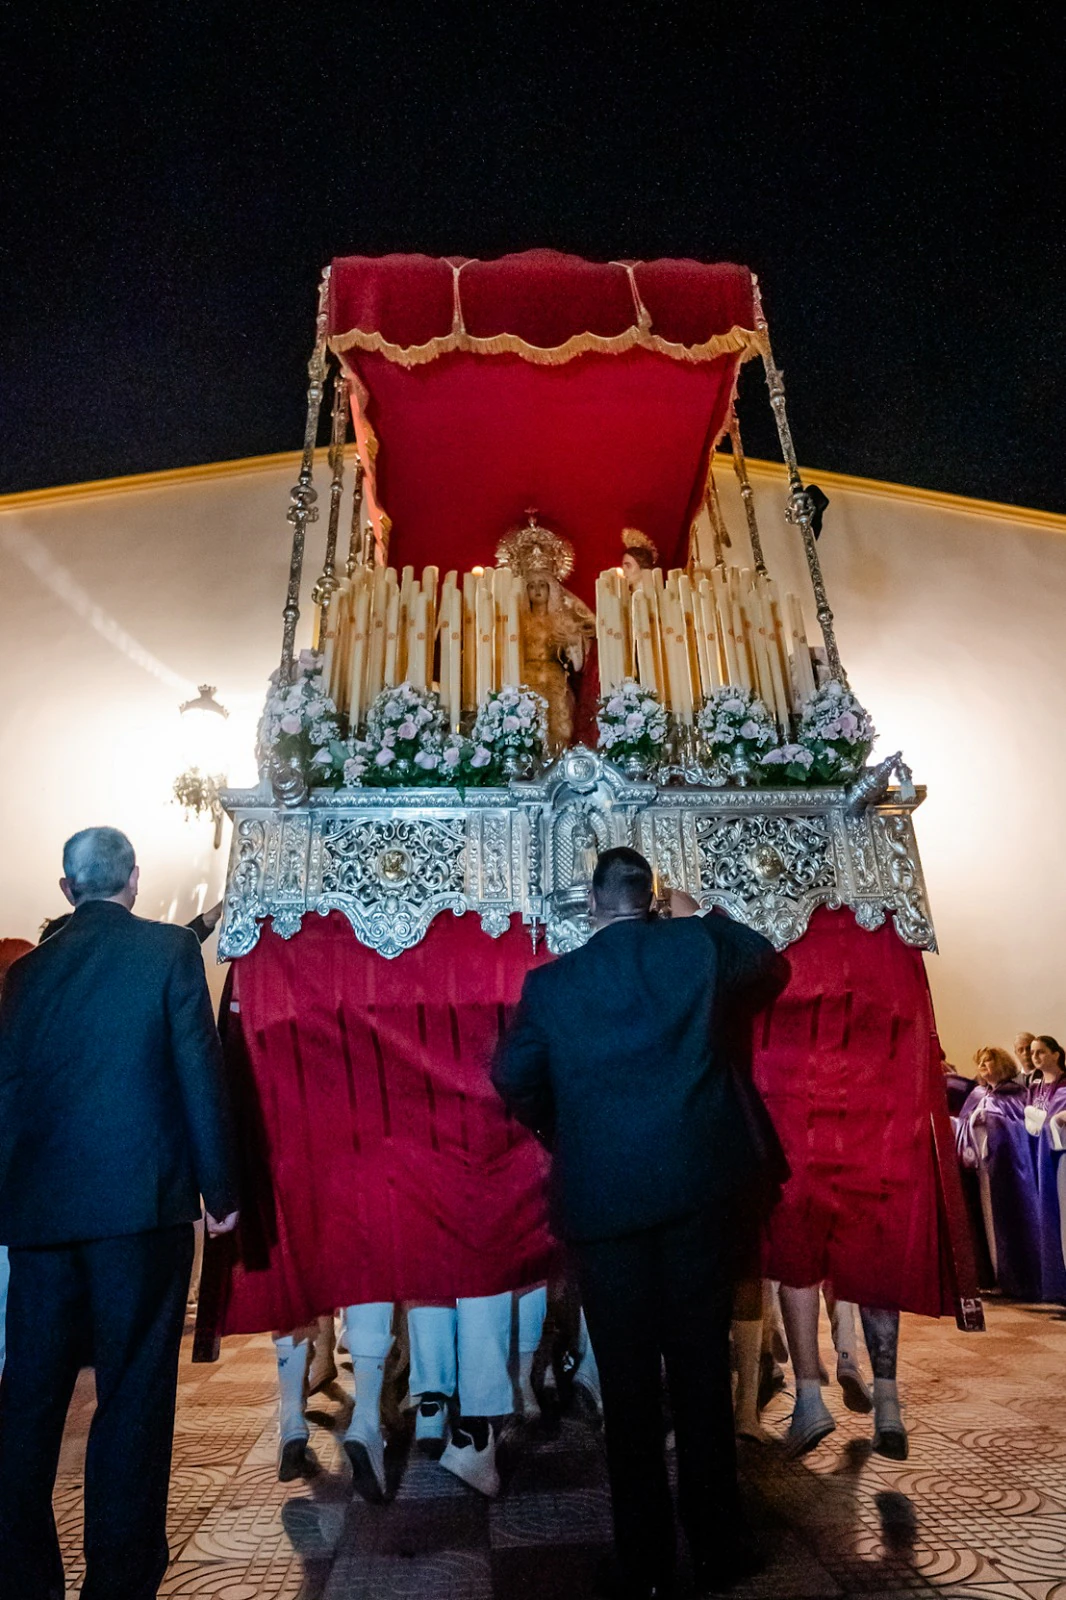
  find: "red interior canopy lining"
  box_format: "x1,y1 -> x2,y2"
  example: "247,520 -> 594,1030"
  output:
328,250 -> 761,603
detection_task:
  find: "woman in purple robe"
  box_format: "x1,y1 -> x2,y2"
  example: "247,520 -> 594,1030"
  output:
955,1048 -> 1027,1288
980,1036 -> 1066,1302
1027,1036 -> 1066,1114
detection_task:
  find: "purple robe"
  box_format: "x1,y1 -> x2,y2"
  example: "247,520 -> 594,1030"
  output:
981,1078 -> 1066,1303
955,1082 -> 1026,1291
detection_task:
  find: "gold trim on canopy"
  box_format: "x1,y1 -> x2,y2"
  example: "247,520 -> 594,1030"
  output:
329,321 -> 765,369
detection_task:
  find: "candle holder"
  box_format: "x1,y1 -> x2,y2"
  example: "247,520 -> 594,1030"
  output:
501,747 -> 536,780
621,750 -> 653,781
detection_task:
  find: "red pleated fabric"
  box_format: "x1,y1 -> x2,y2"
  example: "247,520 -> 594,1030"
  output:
206,912 -> 557,1337
199,904 -> 966,1344
754,906 -> 957,1316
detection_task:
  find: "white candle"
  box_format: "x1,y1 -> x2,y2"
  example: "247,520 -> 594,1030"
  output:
383,579 -> 401,689
787,593 -> 817,704
503,576 -> 522,687
462,572 -> 477,713
347,573 -> 371,730
697,582 -> 723,690
475,574 -> 495,706
631,588 -> 656,695
446,587 -> 463,730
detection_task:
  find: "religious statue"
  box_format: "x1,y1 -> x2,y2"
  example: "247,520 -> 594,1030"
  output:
497,514 -> 595,752
568,805 -> 600,891
620,527 -> 659,590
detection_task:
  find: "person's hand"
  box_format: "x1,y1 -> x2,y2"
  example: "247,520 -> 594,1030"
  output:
205,1210 -> 239,1237
667,888 -> 701,918
201,900 -> 224,932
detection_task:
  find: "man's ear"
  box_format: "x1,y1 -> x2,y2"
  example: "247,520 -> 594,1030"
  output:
588,886 -> 598,917
59,876 -> 76,907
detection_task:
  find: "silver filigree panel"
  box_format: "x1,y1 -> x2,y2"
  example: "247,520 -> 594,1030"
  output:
217,749 -> 936,959
695,812 -> 838,949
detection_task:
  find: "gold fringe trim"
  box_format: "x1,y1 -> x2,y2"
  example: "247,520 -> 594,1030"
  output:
329,321 -> 765,369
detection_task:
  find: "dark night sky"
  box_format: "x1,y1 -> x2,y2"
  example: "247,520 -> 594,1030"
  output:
3,2 -> 1064,510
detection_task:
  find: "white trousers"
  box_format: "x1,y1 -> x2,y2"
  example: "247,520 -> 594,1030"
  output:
407,1287 -> 546,1417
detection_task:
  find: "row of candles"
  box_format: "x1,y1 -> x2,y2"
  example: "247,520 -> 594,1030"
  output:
596,565 -> 816,731
317,560 -> 818,736
318,564 -> 523,734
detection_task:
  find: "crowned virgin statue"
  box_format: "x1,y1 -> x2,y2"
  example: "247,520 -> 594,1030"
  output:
497,514 -> 595,752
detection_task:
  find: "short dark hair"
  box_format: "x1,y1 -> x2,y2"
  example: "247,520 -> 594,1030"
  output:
592,847 -> 653,914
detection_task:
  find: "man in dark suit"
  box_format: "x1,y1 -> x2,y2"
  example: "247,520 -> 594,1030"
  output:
493,848 -> 788,1599
0,827 -> 238,1600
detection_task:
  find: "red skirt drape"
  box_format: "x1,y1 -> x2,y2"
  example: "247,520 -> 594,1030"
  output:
753,909 -> 966,1317
196,904 -> 972,1351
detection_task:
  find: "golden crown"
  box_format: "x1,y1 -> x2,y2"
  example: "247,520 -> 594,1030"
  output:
496,510 -> 575,582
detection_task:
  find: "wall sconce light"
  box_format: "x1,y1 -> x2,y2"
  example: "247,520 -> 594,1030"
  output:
174,685 -> 229,849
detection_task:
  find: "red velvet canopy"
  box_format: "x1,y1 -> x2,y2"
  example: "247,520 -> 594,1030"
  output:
329,251 -> 760,604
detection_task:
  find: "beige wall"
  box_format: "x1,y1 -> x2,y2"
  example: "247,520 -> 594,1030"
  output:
2,457 -> 1064,1053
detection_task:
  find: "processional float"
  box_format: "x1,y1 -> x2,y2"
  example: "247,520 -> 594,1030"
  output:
198,252 -> 979,1351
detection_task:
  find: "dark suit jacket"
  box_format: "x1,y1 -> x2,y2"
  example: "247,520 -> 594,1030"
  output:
492,912 -> 788,1243
0,899 -> 236,1248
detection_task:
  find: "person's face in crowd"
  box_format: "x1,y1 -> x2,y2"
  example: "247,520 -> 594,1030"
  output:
1015,1033 -> 1034,1071
1030,1039 -> 1064,1083
975,1052 -> 994,1086
621,552 -> 643,589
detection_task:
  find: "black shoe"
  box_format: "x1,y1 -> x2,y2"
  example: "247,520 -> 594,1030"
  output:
344,1437 -> 387,1503
873,1422 -> 909,1460
693,1541 -> 764,1594
278,1437 -> 320,1482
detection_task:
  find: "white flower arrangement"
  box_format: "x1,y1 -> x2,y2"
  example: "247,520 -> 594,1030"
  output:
596,679 -> 668,766
432,684 -> 548,786
256,649 -> 346,788
339,684 -> 548,790
697,686 -> 779,772
758,742 -> 816,785
350,683 -> 450,787
795,680 -> 876,782
472,685 -> 547,757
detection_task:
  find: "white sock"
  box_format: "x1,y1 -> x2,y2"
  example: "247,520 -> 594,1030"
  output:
346,1356 -> 385,1441
275,1336 -> 310,1445
873,1377 -> 902,1430
342,1303 -> 393,1442
795,1378 -> 829,1413
732,1319 -> 765,1430
830,1300 -> 860,1366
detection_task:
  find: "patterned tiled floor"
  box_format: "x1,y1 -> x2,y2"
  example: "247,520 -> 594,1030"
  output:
50,1298 -> 1066,1599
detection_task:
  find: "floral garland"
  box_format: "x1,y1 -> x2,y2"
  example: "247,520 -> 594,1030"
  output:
596,679 -> 668,765
256,650 -> 346,788
795,680 -> 875,782
697,686 -> 778,775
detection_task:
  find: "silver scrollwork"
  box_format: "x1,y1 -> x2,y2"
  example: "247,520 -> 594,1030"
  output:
217,746 -> 936,960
